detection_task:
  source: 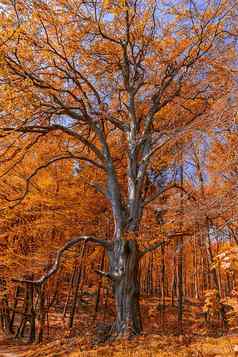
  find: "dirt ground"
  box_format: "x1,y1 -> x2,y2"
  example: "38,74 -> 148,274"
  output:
1,297 -> 238,357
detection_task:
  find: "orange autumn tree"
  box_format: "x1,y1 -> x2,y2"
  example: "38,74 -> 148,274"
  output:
0,0 -> 237,338
0,138 -> 109,286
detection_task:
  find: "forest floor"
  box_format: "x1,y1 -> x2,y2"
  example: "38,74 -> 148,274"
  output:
1,296 -> 238,357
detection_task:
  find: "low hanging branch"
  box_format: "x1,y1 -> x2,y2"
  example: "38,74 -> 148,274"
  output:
13,236 -> 111,286
3,154 -> 106,210
12,230 -> 193,287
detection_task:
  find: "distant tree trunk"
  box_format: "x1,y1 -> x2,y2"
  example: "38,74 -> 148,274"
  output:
9,286 -> 21,333
63,265 -> 77,318
177,236 -> 183,334
177,163 -> 184,335
206,219 -> 220,294
193,233 -> 199,299
171,249 -> 177,306
28,282 -> 36,343
149,254 -> 154,295
0,290 -> 11,335
160,242 -> 166,329
225,272 -> 232,295
94,249 -> 105,318
193,146 -> 220,295
145,256 -> 150,296
37,286 -> 46,343
69,240 -> 86,329
156,262 -> 160,297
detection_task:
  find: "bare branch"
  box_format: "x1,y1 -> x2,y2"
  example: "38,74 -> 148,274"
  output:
3,124 -> 105,163
95,269 -> 114,280
5,154 -> 105,208
13,236 -> 111,286
139,240 -> 165,258
142,184 -> 197,208
140,232 -> 192,257
106,115 -> 129,132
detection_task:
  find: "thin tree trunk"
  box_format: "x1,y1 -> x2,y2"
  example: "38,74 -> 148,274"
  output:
177,163 -> 184,335
69,241 -> 86,329
177,237 -> 183,334
94,250 -> 105,318
9,286 -> 21,333
171,249 -> 177,306
206,221 -> 220,294
63,266 -> 77,318
193,234 -> 199,299
37,286 -> 45,343
160,242 -> 165,329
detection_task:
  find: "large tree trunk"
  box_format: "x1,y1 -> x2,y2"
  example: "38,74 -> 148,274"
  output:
106,239 -> 142,338
11,235 -> 144,341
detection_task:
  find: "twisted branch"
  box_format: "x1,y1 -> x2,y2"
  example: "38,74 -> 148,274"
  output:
13,236 -> 111,286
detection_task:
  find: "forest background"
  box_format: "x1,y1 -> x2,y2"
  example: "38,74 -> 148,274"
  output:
0,0 -> 238,355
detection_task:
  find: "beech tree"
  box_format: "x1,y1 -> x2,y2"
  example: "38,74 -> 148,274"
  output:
0,0 -> 237,338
